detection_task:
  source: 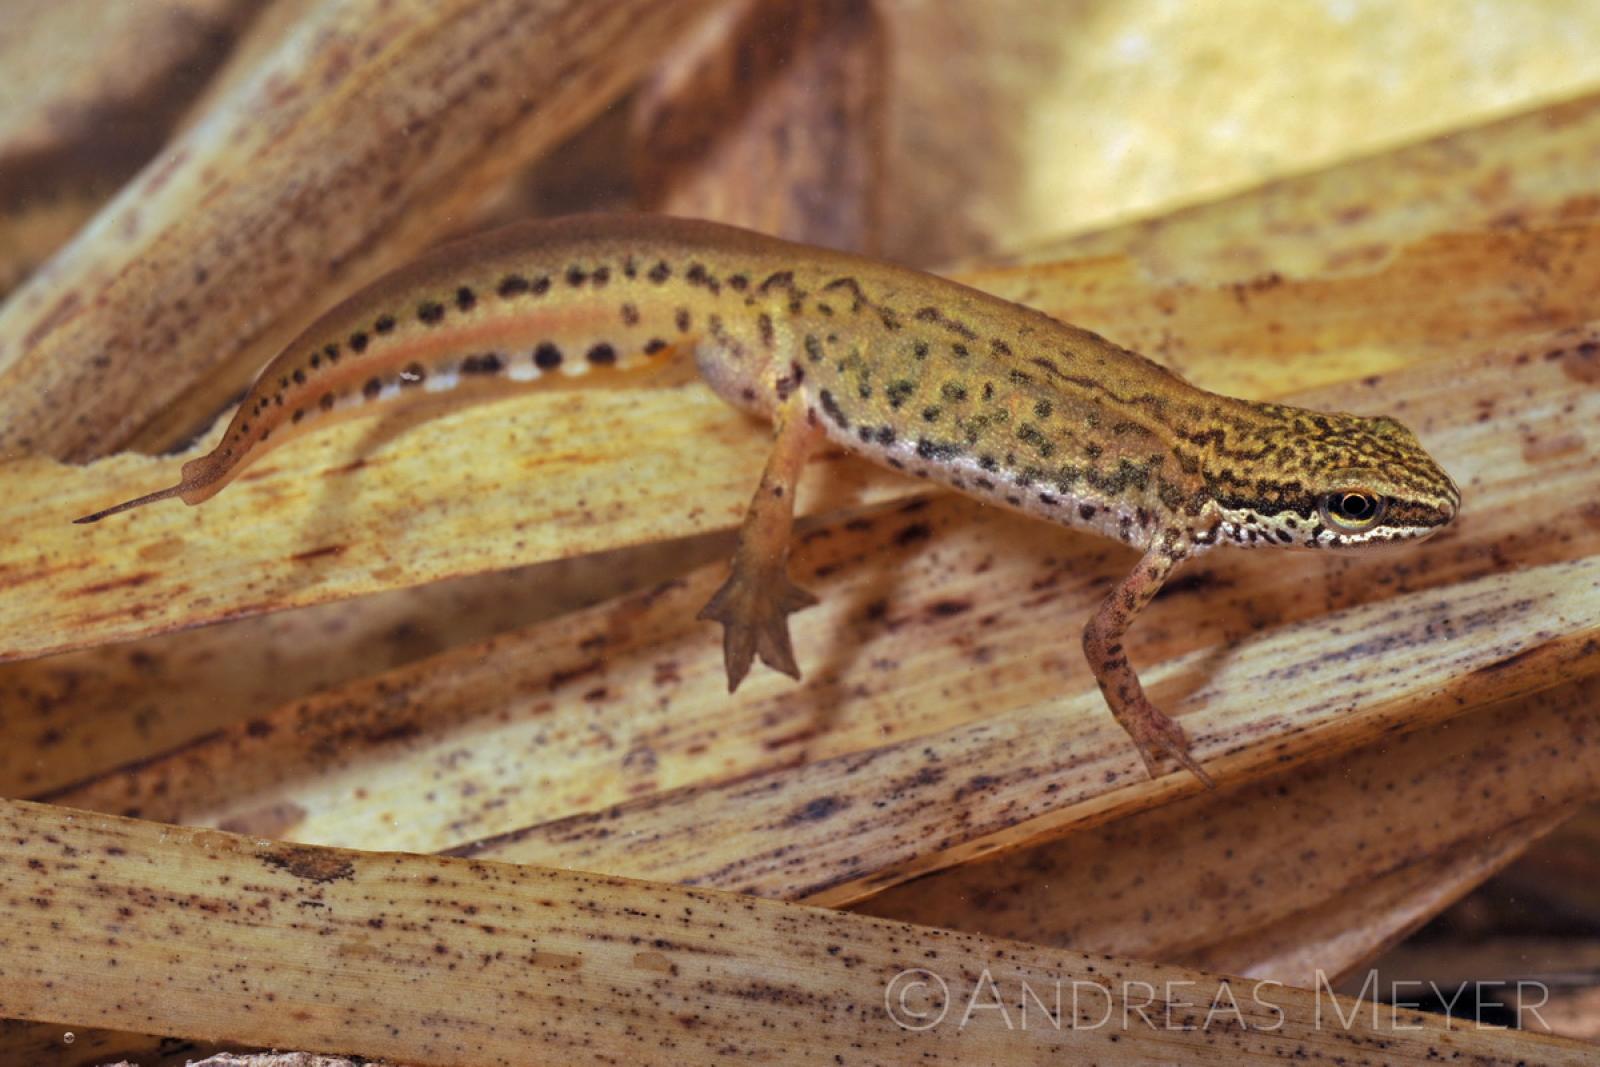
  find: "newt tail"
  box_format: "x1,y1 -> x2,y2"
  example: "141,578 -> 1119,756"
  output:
75,452 -> 234,523
74,217 -> 701,525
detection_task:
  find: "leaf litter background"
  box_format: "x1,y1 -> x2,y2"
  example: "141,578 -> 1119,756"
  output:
0,1 -> 1597,1064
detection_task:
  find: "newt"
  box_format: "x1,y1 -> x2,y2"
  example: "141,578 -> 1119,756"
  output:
77,214 -> 1461,786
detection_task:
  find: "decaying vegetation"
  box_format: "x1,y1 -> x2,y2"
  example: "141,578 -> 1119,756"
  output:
0,2 -> 1596,1063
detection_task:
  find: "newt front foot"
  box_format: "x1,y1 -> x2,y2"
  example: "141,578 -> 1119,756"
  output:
698,565 -> 818,690
1118,697 -> 1215,789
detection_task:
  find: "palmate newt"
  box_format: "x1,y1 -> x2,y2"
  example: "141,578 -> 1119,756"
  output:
77,214 -> 1461,786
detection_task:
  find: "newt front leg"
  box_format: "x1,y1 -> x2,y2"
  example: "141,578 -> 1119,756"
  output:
699,393 -> 823,689
1082,537 -> 1216,788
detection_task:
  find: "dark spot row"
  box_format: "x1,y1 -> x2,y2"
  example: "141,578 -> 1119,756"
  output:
318,258 -> 647,383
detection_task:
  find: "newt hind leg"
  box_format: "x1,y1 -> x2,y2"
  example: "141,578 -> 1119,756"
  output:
699,393 -> 822,690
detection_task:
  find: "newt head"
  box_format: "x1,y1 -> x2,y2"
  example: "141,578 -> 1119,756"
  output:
1208,405 -> 1460,549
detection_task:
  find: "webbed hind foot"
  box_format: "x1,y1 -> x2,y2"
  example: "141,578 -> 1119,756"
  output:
700,389 -> 823,690
699,567 -> 818,690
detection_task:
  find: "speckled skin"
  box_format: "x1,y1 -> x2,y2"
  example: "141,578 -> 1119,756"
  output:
80,214 -> 1460,784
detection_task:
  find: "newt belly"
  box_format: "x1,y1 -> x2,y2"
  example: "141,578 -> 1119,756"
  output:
78,214 -> 1461,786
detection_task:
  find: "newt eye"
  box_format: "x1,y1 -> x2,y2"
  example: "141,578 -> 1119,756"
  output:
1320,489 -> 1386,533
